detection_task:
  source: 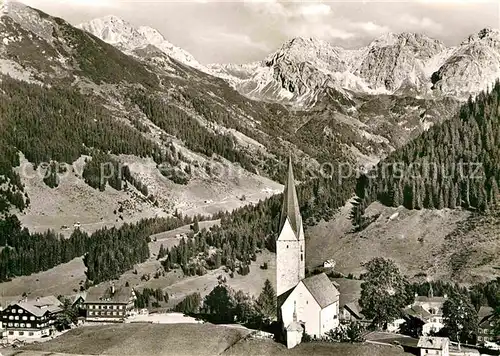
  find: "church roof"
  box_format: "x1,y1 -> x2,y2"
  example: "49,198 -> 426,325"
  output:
278,157 -> 302,239
302,273 -> 340,309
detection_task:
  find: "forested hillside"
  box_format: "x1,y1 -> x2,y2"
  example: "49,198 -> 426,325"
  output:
1,3 -> 496,288
352,81 -> 500,227
163,173 -> 356,276
0,167 -> 355,284
0,213 -> 203,283
0,76 -> 161,210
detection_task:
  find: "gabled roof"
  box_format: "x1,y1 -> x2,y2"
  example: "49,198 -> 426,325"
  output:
85,286 -> 133,304
404,305 -> 432,321
301,273 -> 339,309
478,306 -> 495,329
478,306 -> 494,321
278,287 -> 295,308
278,157 -> 302,239
415,296 -> 446,304
417,336 -> 449,350
8,296 -> 63,317
72,291 -> 87,305
344,301 -> 366,320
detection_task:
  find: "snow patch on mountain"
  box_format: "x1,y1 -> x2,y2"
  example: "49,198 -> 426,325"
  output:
78,16 -> 209,73
2,1 -> 56,43
78,14 -> 500,104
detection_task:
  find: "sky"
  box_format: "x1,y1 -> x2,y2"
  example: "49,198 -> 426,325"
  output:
15,0 -> 500,64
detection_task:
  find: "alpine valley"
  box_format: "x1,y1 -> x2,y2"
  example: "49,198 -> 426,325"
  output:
0,0 -> 499,306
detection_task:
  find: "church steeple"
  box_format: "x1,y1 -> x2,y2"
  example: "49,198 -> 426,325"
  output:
276,156 -> 305,297
279,157 -> 301,239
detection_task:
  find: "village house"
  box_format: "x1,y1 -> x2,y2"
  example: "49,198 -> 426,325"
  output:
333,278 -> 371,326
0,296 -> 62,338
84,285 -> 135,322
72,291 -> 86,310
276,159 -> 340,347
340,300 -> 367,324
477,306 -> 496,342
417,336 -> 450,356
411,287 -> 447,335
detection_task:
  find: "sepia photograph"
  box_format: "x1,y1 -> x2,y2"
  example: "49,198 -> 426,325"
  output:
0,0 -> 499,355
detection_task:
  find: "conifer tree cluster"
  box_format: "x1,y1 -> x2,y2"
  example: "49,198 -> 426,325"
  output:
0,213 -> 203,283
82,153 -> 123,191
0,215 -> 91,281
134,288 -> 168,308
129,91 -> 256,173
0,75 -> 161,207
163,172 -> 355,274
352,81 -> 500,226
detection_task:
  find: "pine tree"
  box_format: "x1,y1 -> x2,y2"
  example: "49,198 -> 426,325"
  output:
255,279 -> 276,321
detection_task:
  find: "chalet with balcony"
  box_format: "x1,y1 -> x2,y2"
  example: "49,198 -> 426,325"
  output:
84,285 -> 135,322
1,296 -> 62,338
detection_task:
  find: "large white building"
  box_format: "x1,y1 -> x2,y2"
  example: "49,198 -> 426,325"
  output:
276,159 -> 340,348
0,296 -> 63,339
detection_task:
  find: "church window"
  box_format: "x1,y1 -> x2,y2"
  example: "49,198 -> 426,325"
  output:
301,254 -> 303,261
286,245 -> 289,248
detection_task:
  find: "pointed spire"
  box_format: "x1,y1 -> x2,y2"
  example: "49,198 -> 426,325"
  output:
428,283 -> 434,299
279,157 -> 302,238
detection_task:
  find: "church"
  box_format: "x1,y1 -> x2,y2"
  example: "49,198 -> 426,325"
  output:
276,158 -> 340,348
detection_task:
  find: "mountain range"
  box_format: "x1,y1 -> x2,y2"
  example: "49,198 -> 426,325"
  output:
0,1 -> 499,283
0,2 -> 497,224
80,15 -> 500,105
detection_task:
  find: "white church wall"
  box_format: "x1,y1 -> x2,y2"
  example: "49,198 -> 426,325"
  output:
298,223 -> 305,281
320,301 -> 339,335
276,218 -> 302,296
286,329 -> 303,349
281,282 -> 322,338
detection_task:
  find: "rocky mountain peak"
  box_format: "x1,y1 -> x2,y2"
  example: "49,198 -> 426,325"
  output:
370,32 -> 445,53
74,14 -> 500,105
463,28 -> 500,51
431,28 -> 500,98
266,36 -> 343,66
77,15 -> 145,48
78,16 -> 207,72
468,28 -> 500,41
2,1 -> 57,43
137,26 -> 166,45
